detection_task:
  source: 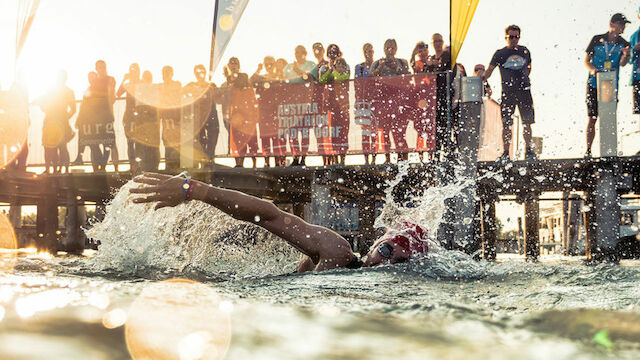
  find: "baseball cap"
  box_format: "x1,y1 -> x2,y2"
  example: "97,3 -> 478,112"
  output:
611,13 -> 630,24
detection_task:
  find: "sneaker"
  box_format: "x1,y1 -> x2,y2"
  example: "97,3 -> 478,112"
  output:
525,151 -> 538,161
584,150 -> 592,159
497,152 -> 510,163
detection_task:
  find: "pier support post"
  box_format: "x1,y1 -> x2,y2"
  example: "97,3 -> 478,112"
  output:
480,196 -> 497,260
524,193 -> 540,261
453,76 -> 483,249
589,164 -> 621,262
36,178 -> 58,253
310,170 -> 333,228
357,194 -> 376,255
61,176 -> 84,253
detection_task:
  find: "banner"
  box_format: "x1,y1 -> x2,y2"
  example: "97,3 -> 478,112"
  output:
209,0 -> 250,76
223,73 -> 438,157
450,0 -> 479,67
15,0 -> 40,60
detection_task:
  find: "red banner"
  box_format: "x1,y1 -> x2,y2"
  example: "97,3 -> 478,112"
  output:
225,73 -> 437,157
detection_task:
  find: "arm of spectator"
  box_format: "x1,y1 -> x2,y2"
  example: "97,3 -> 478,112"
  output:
621,46 -> 631,67
399,59 -> 411,75
116,77 -> 127,98
482,64 -> 496,81
67,91 -> 76,119
369,60 -> 382,77
584,54 -> 597,75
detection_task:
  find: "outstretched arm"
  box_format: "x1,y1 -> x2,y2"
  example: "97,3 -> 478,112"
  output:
130,173 -> 354,271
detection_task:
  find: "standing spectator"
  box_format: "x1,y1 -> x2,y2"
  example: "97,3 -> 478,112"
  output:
159,65 -> 183,170
284,46 -> 317,83
319,44 -> 350,165
584,14 -> 631,158
117,63 -> 141,172
74,72 -> 98,170
222,57 -> 258,168
355,43 -> 375,163
410,41 -> 429,74
251,56 -> 279,83
369,39 -> 411,162
473,64 -> 493,98
483,25 -> 537,161
355,43 -> 374,79
185,64 -> 219,169
275,58 -> 288,82
36,70 -> 76,173
133,70 -> 160,172
92,60 -> 118,171
426,33 -> 452,157
630,10 -> 640,121
312,42 -> 329,72
284,46 -> 317,166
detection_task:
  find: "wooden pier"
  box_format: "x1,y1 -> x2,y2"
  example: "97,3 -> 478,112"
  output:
1,154 -> 640,261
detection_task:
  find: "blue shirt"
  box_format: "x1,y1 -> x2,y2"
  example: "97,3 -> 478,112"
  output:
355,63 -> 370,78
630,27 -> 640,84
586,33 -> 630,88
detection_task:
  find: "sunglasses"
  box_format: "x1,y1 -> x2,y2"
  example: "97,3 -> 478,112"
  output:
506,35 -> 520,40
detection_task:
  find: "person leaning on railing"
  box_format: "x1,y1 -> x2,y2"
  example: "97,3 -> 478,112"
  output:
369,38 -> 411,163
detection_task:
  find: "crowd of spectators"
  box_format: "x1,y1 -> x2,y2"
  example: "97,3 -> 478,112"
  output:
8,13 -> 640,173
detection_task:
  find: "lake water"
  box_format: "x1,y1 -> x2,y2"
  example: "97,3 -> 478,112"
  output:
1,167 -> 640,359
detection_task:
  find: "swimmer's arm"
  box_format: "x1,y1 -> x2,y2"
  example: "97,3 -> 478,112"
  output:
131,174 -> 353,271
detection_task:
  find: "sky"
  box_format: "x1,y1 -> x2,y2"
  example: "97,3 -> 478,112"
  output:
1,0 -> 640,160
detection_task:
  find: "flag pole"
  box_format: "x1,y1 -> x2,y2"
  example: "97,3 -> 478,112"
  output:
208,0 -> 220,81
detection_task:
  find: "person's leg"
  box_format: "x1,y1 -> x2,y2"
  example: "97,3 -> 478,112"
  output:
89,144 -> 103,172
44,147 -> 54,173
500,92 -> 516,159
518,90 -> 536,157
585,86 -> 598,156
59,144 -> 70,173
126,137 -> 137,172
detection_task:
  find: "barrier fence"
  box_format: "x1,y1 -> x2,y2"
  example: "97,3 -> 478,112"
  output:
0,73 -> 504,168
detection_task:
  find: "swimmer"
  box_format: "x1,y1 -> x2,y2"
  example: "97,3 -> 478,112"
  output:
129,173 -> 428,273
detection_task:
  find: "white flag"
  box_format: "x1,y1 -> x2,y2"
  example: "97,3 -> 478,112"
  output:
209,0 -> 249,75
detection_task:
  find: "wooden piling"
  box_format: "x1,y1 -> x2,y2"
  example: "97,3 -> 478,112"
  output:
480,198 -> 497,260
524,195 -> 540,261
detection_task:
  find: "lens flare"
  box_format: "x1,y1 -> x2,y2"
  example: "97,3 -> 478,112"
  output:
0,90 -> 29,170
125,279 -> 231,360
0,213 -> 18,274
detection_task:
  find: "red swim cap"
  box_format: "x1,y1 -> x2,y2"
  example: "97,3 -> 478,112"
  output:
384,223 -> 429,255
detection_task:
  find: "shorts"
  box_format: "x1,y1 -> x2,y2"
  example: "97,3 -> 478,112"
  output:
634,80 -> 640,115
586,85 -> 598,118
501,89 -> 535,126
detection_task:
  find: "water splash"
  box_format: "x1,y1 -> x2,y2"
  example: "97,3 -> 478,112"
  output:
86,182 -> 299,278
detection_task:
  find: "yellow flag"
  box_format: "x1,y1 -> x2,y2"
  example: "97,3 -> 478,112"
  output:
450,0 -> 479,68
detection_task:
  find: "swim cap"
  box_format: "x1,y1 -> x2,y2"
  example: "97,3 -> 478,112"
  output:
384,223 -> 429,255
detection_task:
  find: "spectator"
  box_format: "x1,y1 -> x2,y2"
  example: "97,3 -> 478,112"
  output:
284,46 -> 317,166
116,63 -> 141,172
85,60 -> 119,172
36,70 -> 76,173
632,9 -> 640,122
184,64 -> 219,169
584,14 -> 631,158
369,39 -> 411,162
159,65 -> 182,170
275,58 -> 288,82
251,56 -> 279,83
426,33 -> 452,157
473,64 -> 493,98
75,71 -> 108,172
355,43 -> 374,79
483,25 -> 537,161
222,57 -> 258,168
319,44 -> 350,165
632,9 -> 640,119
355,43 -> 375,164
410,41 -> 429,73
313,42 -> 329,71
133,70 -> 161,172
283,45 -> 318,83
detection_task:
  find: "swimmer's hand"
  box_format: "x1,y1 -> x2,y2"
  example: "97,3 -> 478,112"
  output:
129,173 -> 188,209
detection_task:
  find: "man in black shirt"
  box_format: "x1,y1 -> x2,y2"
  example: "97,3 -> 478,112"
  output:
483,24 -> 536,161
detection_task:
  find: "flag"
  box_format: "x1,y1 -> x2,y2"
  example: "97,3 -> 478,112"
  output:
15,0 -> 40,60
209,0 -> 250,76
450,0 -> 479,67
